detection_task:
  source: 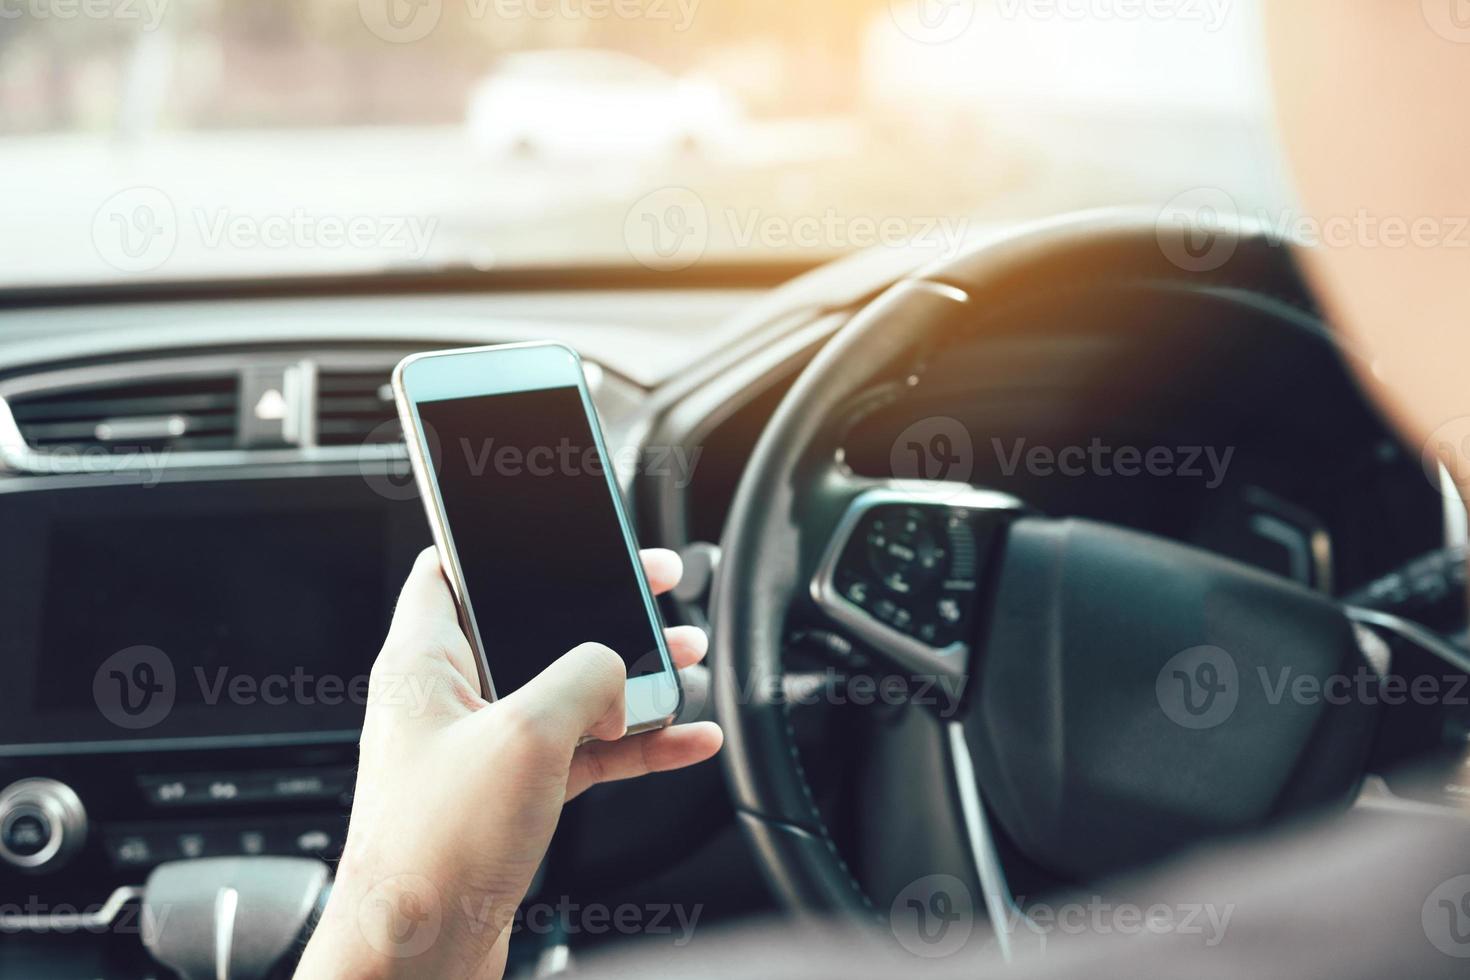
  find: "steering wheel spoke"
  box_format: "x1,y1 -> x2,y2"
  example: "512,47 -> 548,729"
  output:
808,485 -> 1024,694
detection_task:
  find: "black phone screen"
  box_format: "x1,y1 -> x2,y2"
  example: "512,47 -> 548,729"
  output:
416,384 -> 663,697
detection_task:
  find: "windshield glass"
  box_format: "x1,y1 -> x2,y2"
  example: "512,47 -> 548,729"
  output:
2,0 -> 1278,286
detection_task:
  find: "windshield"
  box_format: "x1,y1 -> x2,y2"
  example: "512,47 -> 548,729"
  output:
2,0 -> 1277,286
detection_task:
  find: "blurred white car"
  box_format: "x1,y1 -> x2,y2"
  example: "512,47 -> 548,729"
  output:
465,49 -> 741,161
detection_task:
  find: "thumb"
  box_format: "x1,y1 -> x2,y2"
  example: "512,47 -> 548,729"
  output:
387,548 -> 463,646
489,642 -> 628,747
375,547 -> 482,695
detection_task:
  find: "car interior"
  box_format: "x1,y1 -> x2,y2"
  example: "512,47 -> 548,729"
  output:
3,2 -> 1469,978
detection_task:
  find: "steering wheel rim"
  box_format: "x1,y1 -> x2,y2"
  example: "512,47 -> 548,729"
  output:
709,210 -> 1378,918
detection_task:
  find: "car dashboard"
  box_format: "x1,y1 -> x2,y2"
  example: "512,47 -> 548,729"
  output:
0,265 -> 1464,976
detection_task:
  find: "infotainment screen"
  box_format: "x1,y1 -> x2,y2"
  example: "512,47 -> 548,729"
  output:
36,511 -> 391,710
0,475 -> 428,752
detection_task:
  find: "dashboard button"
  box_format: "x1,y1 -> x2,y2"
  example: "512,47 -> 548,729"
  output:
177,832 -> 208,860
0,779 -> 87,873
1,808 -> 51,859
141,768 -> 353,808
150,780 -> 189,805
108,833 -> 157,869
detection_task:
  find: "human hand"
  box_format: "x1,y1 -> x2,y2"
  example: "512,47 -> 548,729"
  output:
296,547 -> 722,979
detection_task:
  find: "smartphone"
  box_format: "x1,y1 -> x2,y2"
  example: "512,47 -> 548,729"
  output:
392,342 -> 681,735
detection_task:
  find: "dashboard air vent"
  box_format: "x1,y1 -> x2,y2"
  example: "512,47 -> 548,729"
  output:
316,369 -> 399,446
7,375 -> 240,454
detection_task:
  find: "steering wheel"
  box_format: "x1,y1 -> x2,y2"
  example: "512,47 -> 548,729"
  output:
710,212 -> 1384,931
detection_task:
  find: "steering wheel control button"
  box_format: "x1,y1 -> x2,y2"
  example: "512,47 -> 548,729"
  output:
937,597 -> 962,624
0,779 -> 87,873
866,508 -> 945,595
813,488 -> 1023,687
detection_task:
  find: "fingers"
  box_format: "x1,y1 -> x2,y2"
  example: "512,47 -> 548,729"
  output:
493,642 -> 629,747
640,548 -> 683,596
663,625 -> 708,670
565,722 -> 723,801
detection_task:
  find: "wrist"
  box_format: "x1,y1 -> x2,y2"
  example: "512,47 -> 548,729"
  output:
296,880 -> 404,980
297,863 -> 511,980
